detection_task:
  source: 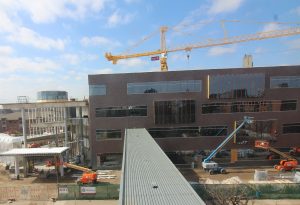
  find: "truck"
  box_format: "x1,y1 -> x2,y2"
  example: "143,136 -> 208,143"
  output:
202,116 -> 253,175
255,140 -> 298,172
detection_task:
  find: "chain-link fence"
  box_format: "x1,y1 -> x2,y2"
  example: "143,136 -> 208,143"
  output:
191,183 -> 300,204
0,185 -> 57,202
58,183 -> 119,200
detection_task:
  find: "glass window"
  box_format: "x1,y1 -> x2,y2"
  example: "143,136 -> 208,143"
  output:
199,126 -> 227,136
155,100 -> 195,125
209,73 -> 265,99
148,126 -> 227,138
95,105 -> 147,117
96,129 -> 121,140
283,123 -> 300,134
202,100 -> 297,114
236,119 -> 278,143
127,80 -> 201,94
271,76 -> 300,88
89,85 -> 106,96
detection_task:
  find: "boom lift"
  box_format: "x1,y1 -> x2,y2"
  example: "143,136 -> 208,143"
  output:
255,140 -> 298,172
202,116 -> 253,174
64,162 -> 97,184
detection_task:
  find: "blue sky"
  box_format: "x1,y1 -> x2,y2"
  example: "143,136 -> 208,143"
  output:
0,0 -> 299,103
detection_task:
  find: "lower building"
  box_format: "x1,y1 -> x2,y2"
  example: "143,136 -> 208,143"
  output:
88,65 -> 300,168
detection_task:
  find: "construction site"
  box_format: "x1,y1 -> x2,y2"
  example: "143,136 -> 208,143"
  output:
1,1 -> 300,204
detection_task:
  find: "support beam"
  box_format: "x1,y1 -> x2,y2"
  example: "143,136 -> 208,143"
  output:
21,108 -> 27,148
64,107 -> 69,161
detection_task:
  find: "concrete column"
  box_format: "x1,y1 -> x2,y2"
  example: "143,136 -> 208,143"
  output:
79,107 -> 84,163
14,156 -> 19,178
64,107 -> 69,161
23,157 -> 28,177
59,155 -> 64,177
21,108 -> 27,148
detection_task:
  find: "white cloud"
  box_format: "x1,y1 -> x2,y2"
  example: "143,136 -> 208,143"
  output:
0,56 -> 60,73
61,53 -> 99,65
208,0 -> 244,15
61,54 -> 80,65
107,10 -> 135,27
0,46 -> 13,55
262,23 -> 281,32
7,27 -> 65,50
0,11 -> 17,33
81,36 -> 121,48
291,6 -> 300,16
208,46 -> 236,56
118,58 -> 147,67
124,0 -> 140,3
13,0 -> 110,24
92,68 -> 113,74
287,38 -> 300,49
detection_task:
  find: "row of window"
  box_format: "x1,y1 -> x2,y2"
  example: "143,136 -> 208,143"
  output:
95,106 -> 147,117
202,100 -> 297,114
270,76 -> 300,88
209,73 -> 265,99
127,80 -> 202,94
95,123 -> 300,140
95,99 -> 297,120
154,100 -> 195,124
90,75 -> 300,97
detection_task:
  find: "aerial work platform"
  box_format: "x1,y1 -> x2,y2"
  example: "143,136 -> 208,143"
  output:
119,128 -> 205,205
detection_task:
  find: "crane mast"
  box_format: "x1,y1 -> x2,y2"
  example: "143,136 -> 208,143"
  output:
105,26 -> 300,71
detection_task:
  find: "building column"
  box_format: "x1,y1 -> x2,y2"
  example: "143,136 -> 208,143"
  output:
79,107 -> 84,163
14,156 -> 19,179
23,157 -> 28,177
21,108 -> 27,148
59,155 -> 64,177
64,107 -> 69,161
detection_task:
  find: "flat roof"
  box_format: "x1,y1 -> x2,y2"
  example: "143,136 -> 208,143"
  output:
0,101 -> 87,109
0,147 -> 69,156
119,128 -> 205,205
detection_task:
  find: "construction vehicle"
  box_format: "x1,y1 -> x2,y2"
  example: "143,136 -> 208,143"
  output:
64,162 -> 97,184
289,147 -> 300,156
202,116 -> 253,174
28,143 -> 40,148
105,21 -> 300,71
255,140 -> 298,172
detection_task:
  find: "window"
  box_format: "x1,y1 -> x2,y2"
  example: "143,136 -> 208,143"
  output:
283,123 -> 300,134
89,84 -> 106,96
209,73 -> 265,99
127,80 -> 201,94
95,105 -> 147,117
148,126 -> 227,138
271,76 -> 300,88
199,126 -> 227,136
96,129 -> 121,140
155,100 -> 195,124
202,100 -> 297,114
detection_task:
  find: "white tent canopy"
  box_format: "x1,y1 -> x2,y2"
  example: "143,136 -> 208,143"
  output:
0,134 -> 22,165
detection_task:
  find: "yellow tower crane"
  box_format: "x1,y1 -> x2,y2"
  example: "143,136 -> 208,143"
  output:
105,22 -> 300,72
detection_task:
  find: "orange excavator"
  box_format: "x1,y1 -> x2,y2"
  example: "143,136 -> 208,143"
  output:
64,162 -> 97,184
255,140 -> 298,172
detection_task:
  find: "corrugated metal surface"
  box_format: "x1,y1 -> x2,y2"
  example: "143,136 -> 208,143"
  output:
0,147 -> 69,156
120,128 -> 205,205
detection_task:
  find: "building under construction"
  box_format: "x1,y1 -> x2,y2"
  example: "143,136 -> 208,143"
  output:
88,65 -> 300,168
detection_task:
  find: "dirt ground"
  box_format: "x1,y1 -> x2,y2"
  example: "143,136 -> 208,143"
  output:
179,167 -> 299,183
